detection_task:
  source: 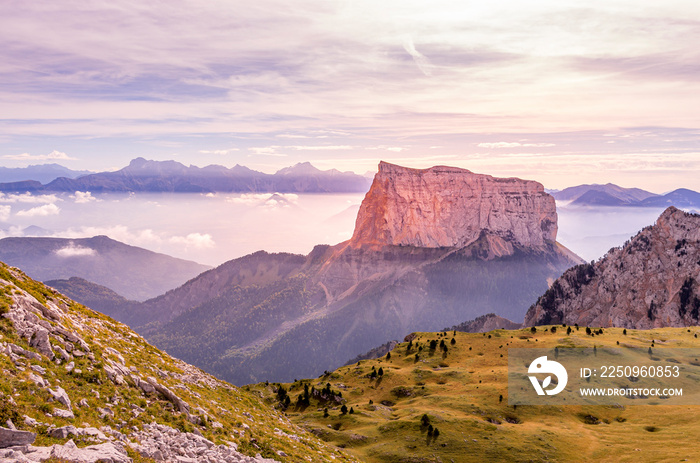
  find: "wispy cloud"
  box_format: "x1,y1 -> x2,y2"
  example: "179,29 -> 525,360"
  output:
3,150 -> 76,161
0,193 -> 60,204
0,1 -> 698,192
477,142 -> 556,148
402,37 -> 434,77
169,232 -> 215,249
199,148 -> 240,155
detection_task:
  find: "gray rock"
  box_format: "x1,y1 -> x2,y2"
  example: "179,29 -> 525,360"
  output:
49,425 -> 77,439
48,386 -> 72,409
29,328 -> 54,360
147,377 -> 190,414
0,427 -> 36,449
52,408 -> 75,419
54,345 -> 71,361
28,373 -> 47,388
29,365 -> 46,375
49,439 -> 132,463
7,344 -> 41,361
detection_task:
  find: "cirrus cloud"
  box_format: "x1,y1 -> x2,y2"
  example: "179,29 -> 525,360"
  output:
2,150 -> 77,161
477,142 -> 556,148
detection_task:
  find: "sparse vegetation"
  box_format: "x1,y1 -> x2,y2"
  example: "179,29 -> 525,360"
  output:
247,326 -> 700,462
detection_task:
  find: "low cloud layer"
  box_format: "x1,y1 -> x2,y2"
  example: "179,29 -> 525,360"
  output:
55,243 -> 97,257
71,191 -> 98,204
16,203 -> 60,217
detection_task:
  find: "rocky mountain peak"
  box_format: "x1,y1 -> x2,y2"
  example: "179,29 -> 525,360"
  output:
525,206 -> 700,329
349,161 -> 558,250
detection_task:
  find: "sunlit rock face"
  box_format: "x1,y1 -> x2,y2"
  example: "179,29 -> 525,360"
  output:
350,162 -> 558,250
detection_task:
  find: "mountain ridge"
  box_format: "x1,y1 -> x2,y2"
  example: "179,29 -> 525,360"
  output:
525,206 -> 700,328
0,158 -> 371,194
552,183 -> 700,208
0,235 -> 210,301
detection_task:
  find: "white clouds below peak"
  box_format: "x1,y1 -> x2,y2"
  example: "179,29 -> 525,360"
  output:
16,203 -> 60,217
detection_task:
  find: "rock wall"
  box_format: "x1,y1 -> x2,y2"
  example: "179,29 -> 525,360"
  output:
525,207 -> 700,328
350,162 -> 557,249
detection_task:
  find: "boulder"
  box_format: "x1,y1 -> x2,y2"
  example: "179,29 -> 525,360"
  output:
49,439 -> 132,463
29,328 -> 55,360
0,427 -> 36,448
48,386 -> 72,409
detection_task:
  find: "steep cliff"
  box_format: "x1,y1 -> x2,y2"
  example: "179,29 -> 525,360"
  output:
139,163 -> 581,384
350,162 -> 557,249
525,207 -> 700,328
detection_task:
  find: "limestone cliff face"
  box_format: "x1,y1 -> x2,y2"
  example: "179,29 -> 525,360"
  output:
525,207 -> 700,328
350,162 -> 558,249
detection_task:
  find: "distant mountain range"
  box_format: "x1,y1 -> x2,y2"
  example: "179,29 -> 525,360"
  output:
552,183 -> 700,208
0,158 -> 372,193
0,235 -> 210,301
0,163 -> 92,185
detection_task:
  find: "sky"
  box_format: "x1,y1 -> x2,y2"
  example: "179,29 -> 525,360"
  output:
1,0 -> 699,191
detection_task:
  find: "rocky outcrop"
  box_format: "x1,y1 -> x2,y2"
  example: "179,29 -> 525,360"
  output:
350,162 -> 557,250
0,426 -> 36,448
525,207 -> 700,328
448,313 -> 522,333
0,263 -> 357,463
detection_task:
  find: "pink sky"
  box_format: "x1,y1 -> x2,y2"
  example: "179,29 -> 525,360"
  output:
0,0 -> 699,191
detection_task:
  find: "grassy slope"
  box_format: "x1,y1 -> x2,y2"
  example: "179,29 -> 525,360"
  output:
0,263 -> 357,462
250,326 -> 700,463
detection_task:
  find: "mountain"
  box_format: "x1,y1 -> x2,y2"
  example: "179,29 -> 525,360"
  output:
525,206 -> 700,328
0,158 -> 372,193
448,313 -> 522,332
0,262 -> 353,462
552,183 -> 700,209
118,162 -> 582,385
0,236 -> 210,301
249,326 -> 700,463
43,276 -> 136,321
0,163 -> 91,184
552,183 -> 658,206
640,188 -> 700,208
